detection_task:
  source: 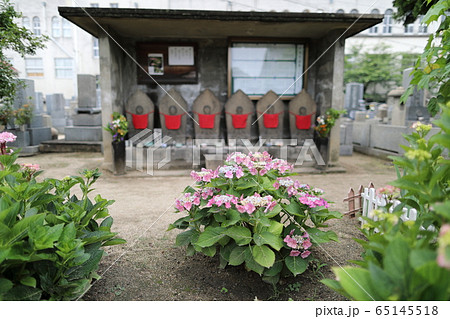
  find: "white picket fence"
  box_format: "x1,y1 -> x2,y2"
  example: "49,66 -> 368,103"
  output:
359,186 -> 435,231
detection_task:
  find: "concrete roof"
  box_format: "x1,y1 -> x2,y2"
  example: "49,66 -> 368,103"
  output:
58,7 -> 383,40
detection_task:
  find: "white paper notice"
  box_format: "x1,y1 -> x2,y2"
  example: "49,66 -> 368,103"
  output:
168,46 -> 194,66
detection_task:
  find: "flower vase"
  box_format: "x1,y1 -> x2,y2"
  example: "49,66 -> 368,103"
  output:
19,124 -> 27,132
316,136 -> 329,168
112,140 -> 126,175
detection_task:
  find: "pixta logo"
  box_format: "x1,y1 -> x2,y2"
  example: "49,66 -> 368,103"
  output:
126,130 -> 325,176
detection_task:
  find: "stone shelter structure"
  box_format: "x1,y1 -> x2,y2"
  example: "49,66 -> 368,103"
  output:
59,7 -> 381,171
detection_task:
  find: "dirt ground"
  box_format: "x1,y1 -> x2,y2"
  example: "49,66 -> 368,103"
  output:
17,151 -> 397,301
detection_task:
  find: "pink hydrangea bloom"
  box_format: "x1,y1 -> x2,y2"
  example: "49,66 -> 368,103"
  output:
290,250 -> 301,257
302,239 -> 312,250
21,163 -> 40,171
218,165 -> 244,179
190,168 -> 216,182
437,224 -> 450,269
197,187 -> 217,200
274,177 -> 302,197
0,132 -> 17,143
283,234 -> 298,249
300,251 -> 311,258
284,230 -> 311,258
235,167 -> 244,178
206,194 -> 238,209
226,152 -> 249,165
0,132 -> 17,155
175,192 -> 201,212
298,194 -> 329,208
236,193 -> 277,214
376,185 -> 400,197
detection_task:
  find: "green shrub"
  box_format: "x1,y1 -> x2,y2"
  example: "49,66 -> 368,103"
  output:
169,152 -> 341,285
0,148 -> 126,300
321,99 -> 450,301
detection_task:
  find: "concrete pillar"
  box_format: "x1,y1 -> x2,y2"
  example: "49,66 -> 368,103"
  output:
99,32 -> 122,171
99,31 -> 138,172
312,30 -> 345,165
329,34 -> 345,165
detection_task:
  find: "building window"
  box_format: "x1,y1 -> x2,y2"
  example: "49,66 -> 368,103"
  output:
51,16 -> 61,37
418,15 -> 428,33
383,9 -> 393,34
32,16 -> 41,35
22,16 -> 30,29
62,18 -> 72,37
350,9 -> 358,14
336,9 -> 344,14
404,23 -> 414,33
369,9 -> 380,33
90,3 -> 99,7
229,41 -> 305,96
93,37 -> 99,58
25,58 -> 44,77
55,58 -> 73,78
110,3 -> 118,8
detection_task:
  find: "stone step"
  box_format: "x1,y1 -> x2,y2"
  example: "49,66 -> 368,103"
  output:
18,145 -> 40,157
39,139 -> 102,153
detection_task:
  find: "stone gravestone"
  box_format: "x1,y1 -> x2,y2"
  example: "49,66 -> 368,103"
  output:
389,87 -> 407,126
192,89 -> 222,140
225,90 -> 254,146
344,82 -> 364,119
340,118 -> 353,156
46,93 -> 66,133
29,91 -> 52,146
402,68 -> 429,122
8,79 -> 35,148
125,89 -> 155,138
77,74 -> 97,109
256,90 -> 284,145
288,89 -> 317,144
159,88 -> 188,145
34,92 -> 44,114
13,79 -> 35,110
65,74 -> 102,141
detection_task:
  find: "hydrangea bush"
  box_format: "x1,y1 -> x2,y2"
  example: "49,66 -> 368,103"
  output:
169,152 -> 342,284
0,133 -> 126,300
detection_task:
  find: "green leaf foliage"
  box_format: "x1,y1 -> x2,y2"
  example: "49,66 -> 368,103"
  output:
285,256 -> 308,276
0,151 -> 126,301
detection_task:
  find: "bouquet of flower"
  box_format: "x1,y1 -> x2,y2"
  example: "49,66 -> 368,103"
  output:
104,112 -> 128,142
169,151 -> 342,284
14,104 -> 33,125
314,108 -> 346,138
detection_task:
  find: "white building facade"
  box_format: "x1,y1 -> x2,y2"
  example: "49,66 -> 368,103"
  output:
6,0 -> 435,100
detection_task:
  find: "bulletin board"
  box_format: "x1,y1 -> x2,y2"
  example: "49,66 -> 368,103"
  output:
136,42 -> 198,85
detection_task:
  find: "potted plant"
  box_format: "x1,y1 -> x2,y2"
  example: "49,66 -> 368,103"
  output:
104,111 -> 128,175
314,108 -> 346,163
14,104 -> 33,131
0,105 -> 14,131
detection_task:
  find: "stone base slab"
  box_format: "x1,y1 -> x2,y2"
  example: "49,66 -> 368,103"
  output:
65,126 -> 102,141
72,113 -> 102,126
